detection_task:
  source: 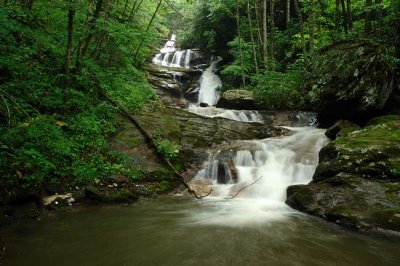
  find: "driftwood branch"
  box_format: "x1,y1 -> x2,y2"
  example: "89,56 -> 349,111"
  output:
226,176 -> 263,199
95,88 -> 211,199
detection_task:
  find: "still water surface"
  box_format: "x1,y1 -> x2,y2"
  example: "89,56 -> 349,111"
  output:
1,197 -> 400,266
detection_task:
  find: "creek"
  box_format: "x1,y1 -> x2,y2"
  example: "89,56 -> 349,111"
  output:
1,35 -> 400,265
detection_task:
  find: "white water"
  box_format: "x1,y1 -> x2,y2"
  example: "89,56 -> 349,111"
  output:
186,127 -> 329,226
188,104 -> 263,122
153,35 -> 193,68
197,57 -> 223,106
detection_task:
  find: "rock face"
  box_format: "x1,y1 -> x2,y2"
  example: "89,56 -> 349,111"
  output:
216,90 -> 262,110
136,105 -> 287,169
286,115 -> 400,234
305,40 -> 396,125
145,65 -> 202,107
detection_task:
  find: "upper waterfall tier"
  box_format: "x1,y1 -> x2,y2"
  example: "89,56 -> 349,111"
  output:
152,35 -> 196,68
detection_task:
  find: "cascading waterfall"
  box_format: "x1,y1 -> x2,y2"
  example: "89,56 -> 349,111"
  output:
197,57 -> 223,106
153,34 -> 193,68
187,127 -> 329,226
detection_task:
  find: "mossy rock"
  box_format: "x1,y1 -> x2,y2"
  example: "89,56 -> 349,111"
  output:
287,115 -> 400,235
371,209 -> 400,231
85,186 -> 138,203
306,40 -> 396,124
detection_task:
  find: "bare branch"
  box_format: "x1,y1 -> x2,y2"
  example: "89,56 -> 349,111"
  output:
226,176 -> 263,199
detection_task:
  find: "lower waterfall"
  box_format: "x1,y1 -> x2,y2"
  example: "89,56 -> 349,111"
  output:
186,127 -> 329,226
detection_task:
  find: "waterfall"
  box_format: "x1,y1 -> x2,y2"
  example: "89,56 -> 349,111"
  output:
153,35 -> 193,68
184,49 -> 192,68
187,127 -> 329,226
197,57 -> 222,106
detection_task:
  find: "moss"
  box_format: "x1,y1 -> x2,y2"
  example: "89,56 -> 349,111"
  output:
367,115 -> 400,126
85,186 -> 137,203
158,181 -> 172,193
371,208 -> 400,231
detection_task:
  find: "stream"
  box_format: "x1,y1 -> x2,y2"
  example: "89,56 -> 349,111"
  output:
1,35 -> 400,265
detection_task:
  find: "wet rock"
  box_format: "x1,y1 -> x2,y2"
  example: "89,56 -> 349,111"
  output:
136,105 -> 287,168
200,102 -> 209,107
286,115 -> 400,235
216,90 -> 262,110
305,40 -> 396,125
85,186 -> 138,203
325,119 -> 360,140
145,65 -> 202,107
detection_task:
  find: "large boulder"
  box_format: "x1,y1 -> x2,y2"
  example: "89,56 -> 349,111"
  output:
286,115 -> 400,234
216,90 -> 262,110
305,40 -> 397,125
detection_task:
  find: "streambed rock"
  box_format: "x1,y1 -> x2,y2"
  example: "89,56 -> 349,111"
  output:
216,90 -> 262,110
286,115 -> 400,234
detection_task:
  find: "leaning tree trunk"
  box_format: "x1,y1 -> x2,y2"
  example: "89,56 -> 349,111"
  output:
133,0 -> 163,63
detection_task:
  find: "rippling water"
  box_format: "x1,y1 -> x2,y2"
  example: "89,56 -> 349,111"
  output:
1,197 -> 399,266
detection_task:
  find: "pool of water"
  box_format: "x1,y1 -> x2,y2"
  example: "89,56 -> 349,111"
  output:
1,197 -> 399,266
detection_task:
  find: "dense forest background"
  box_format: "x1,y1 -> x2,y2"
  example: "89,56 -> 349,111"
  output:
0,0 -> 399,201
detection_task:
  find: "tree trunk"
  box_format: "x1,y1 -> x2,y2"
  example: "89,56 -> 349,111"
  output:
122,0 -> 129,17
347,0 -> 353,29
247,0 -> 259,75
133,0 -> 163,63
335,0 -> 340,36
236,0 -> 246,87
308,0 -> 315,54
76,0 -> 104,72
65,0 -> 75,74
262,0 -> 268,71
270,0 -> 275,67
129,0 -> 144,21
395,23 -> 400,59
254,2 -> 263,57
375,0 -> 382,32
365,0 -> 372,34
293,0 -> 306,55
286,0 -> 291,29
341,0 -> 348,35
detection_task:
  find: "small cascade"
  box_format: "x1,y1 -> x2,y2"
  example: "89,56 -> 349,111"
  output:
197,57 -> 223,106
188,104 -> 264,123
184,49 -> 192,68
188,127 -> 329,225
153,35 -> 193,68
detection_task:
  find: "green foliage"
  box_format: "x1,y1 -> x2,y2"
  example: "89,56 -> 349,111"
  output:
253,69 -> 305,110
153,129 -> 182,160
0,0 -> 169,198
